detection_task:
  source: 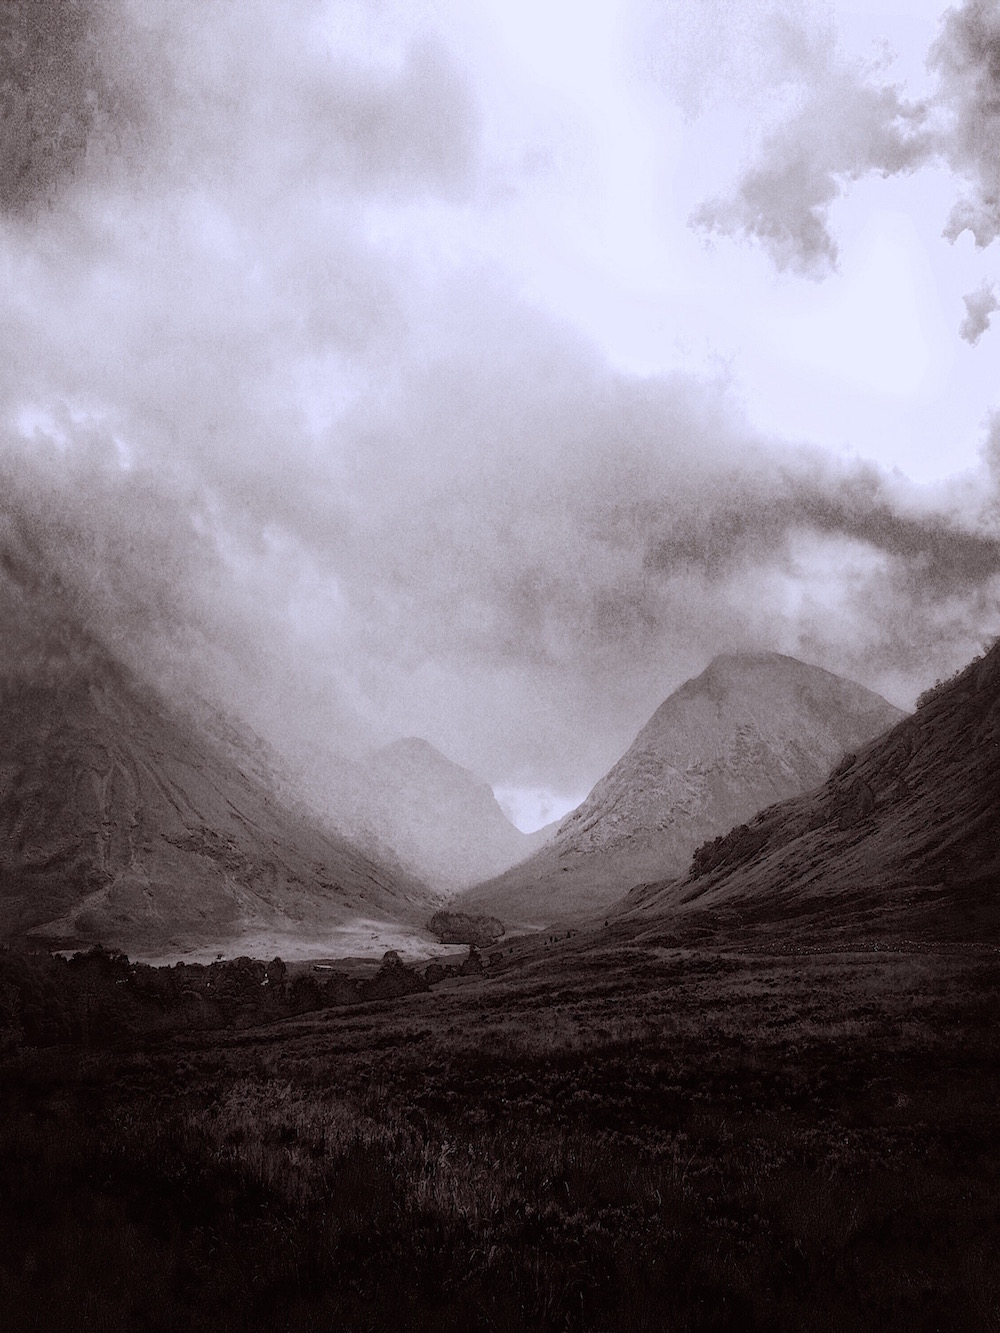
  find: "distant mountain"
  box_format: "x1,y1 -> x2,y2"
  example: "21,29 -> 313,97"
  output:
456,653 -> 904,927
323,738 -> 533,895
623,641 -> 1000,941
184,704 -> 536,900
0,539 -> 436,955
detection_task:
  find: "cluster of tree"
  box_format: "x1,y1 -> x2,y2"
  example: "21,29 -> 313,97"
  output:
0,942 -> 484,1051
428,910 -> 504,948
916,637 -> 998,708
424,945 -> 485,984
689,821 -> 770,879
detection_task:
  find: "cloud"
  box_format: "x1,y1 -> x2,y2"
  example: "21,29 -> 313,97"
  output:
959,280 -> 999,344
0,0 -> 480,224
930,0 -> 1000,248
0,0 -> 119,214
645,456 -> 1000,596
6,283 -> 999,793
691,0 -> 1000,296
1,0 -> 999,802
690,21 -> 932,277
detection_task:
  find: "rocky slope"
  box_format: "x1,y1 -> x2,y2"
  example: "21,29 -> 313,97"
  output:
457,653 -> 904,926
622,641 -> 1000,941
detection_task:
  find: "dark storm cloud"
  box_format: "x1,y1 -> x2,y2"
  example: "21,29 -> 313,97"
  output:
2,0 -> 999,798
0,0 -> 145,215
647,460 -> 1000,595
0,0 -> 480,223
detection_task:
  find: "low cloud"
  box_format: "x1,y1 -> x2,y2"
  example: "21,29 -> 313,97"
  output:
5,299 -> 1000,793
645,458 -> 1000,596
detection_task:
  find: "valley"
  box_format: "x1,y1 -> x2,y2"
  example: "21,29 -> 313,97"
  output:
2,613 -> 997,1329
4,0 -> 1000,1323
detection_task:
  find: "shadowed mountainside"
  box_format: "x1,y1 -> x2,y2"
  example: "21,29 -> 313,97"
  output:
456,653 -> 904,927
0,659 -> 439,954
623,640 -> 1000,940
0,531 -> 437,955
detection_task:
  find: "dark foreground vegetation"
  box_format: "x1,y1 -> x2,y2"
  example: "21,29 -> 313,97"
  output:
1,925 -> 999,1331
0,944 -> 470,1050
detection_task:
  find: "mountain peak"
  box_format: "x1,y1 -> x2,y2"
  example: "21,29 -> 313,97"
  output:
359,736 -> 528,892
381,736 -> 440,758
626,636 -> 1000,939
456,653 -> 903,928
376,736 -> 467,773
683,651 -> 851,695
706,650 -> 791,669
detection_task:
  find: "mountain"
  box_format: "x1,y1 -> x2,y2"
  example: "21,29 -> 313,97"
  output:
456,653 -> 904,927
622,640 -> 1000,941
358,737 -> 533,893
0,659 -> 439,955
184,711 -> 534,900
0,536 -> 436,955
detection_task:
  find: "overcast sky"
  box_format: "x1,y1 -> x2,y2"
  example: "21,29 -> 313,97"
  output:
2,0 -> 1000,830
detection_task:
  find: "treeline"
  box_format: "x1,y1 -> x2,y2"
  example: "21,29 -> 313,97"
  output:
690,820 -> 770,879
0,943 -> 485,1051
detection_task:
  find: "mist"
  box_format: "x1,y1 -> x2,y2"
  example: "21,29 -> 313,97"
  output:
2,0 -> 999,814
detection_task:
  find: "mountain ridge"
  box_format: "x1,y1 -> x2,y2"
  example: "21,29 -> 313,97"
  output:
621,639 -> 1000,940
455,652 -> 905,927
359,735 -> 533,892
0,655 -> 439,955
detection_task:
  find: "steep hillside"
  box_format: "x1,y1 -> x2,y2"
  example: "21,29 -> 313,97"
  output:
624,641 -> 1000,940
0,536 -> 436,955
457,653 -> 904,926
0,658 -> 438,954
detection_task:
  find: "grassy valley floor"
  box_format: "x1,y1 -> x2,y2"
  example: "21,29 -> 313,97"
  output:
1,927 -> 998,1331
